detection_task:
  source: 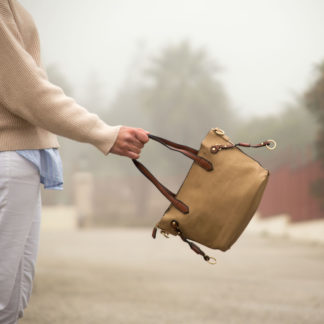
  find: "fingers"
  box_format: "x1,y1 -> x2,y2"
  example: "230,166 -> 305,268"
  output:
110,126 -> 150,159
112,146 -> 140,159
126,151 -> 140,160
135,128 -> 150,144
129,144 -> 141,155
127,129 -> 149,158
118,145 -> 140,159
132,140 -> 144,149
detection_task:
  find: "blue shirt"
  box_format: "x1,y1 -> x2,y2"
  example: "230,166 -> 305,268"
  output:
16,149 -> 63,190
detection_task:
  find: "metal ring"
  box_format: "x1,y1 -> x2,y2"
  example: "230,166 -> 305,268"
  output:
207,257 -> 217,265
160,230 -> 169,238
214,128 -> 225,136
266,139 -> 277,150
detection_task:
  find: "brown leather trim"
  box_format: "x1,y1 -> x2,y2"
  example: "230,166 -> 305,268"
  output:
148,134 -> 213,172
152,227 -> 157,239
132,159 -> 189,214
149,134 -> 198,155
170,220 -> 214,262
210,140 -> 272,154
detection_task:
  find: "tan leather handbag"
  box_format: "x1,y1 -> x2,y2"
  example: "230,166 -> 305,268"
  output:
133,128 -> 276,263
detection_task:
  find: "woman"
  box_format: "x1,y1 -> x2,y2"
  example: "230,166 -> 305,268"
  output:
0,0 -> 149,322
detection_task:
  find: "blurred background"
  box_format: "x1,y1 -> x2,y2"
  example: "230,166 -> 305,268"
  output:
19,0 -> 324,323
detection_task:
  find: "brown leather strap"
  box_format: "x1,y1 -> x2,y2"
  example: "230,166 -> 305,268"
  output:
149,134 -> 213,172
152,226 -> 158,238
210,140 -> 272,154
133,134 -> 212,213
132,159 -> 189,214
170,220 -> 216,264
148,134 -> 199,154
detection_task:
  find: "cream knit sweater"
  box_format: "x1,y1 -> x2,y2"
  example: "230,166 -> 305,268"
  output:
0,0 -> 120,154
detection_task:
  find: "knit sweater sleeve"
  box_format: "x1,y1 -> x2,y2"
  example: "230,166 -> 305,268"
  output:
0,6 -> 120,155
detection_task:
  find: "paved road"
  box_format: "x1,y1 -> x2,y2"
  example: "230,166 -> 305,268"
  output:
21,228 -> 324,324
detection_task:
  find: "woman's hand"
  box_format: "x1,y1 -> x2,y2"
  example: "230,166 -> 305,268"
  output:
110,126 -> 150,159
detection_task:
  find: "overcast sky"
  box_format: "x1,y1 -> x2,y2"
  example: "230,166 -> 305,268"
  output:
21,0 -> 324,117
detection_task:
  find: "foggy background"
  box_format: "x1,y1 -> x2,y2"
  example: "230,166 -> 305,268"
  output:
21,0 -> 324,220
18,1 -> 324,323
22,0 -> 324,117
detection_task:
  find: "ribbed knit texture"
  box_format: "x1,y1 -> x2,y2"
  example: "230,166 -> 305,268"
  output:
0,0 -> 120,154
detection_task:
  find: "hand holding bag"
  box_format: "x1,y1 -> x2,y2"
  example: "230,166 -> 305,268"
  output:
133,128 -> 276,263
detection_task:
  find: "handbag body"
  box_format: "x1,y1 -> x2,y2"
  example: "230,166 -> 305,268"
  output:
133,128 -> 275,262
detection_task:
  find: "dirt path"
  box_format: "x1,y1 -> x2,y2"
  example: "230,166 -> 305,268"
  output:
20,228 -> 324,324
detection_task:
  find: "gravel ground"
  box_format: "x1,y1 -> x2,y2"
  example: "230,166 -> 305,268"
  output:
20,228 -> 324,324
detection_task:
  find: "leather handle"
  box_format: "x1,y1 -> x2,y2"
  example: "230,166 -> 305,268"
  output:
148,134 -> 199,154
132,159 -> 189,214
148,134 -> 213,172
132,134 -> 213,213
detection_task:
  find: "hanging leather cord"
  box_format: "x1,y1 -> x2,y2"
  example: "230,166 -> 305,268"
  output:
170,220 -> 216,264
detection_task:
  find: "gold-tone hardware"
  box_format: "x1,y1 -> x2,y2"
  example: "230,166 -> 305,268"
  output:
170,220 -> 181,235
211,146 -> 218,153
171,220 -> 178,228
213,128 -> 225,136
160,230 -> 169,238
207,257 -> 217,265
266,139 -> 277,150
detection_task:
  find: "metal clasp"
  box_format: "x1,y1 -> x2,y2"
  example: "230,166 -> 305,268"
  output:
266,139 -> 277,150
160,230 -> 170,238
207,257 -> 217,265
212,128 -> 225,136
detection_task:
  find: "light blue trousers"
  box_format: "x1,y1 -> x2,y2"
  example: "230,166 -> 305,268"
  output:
0,152 -> 41,324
